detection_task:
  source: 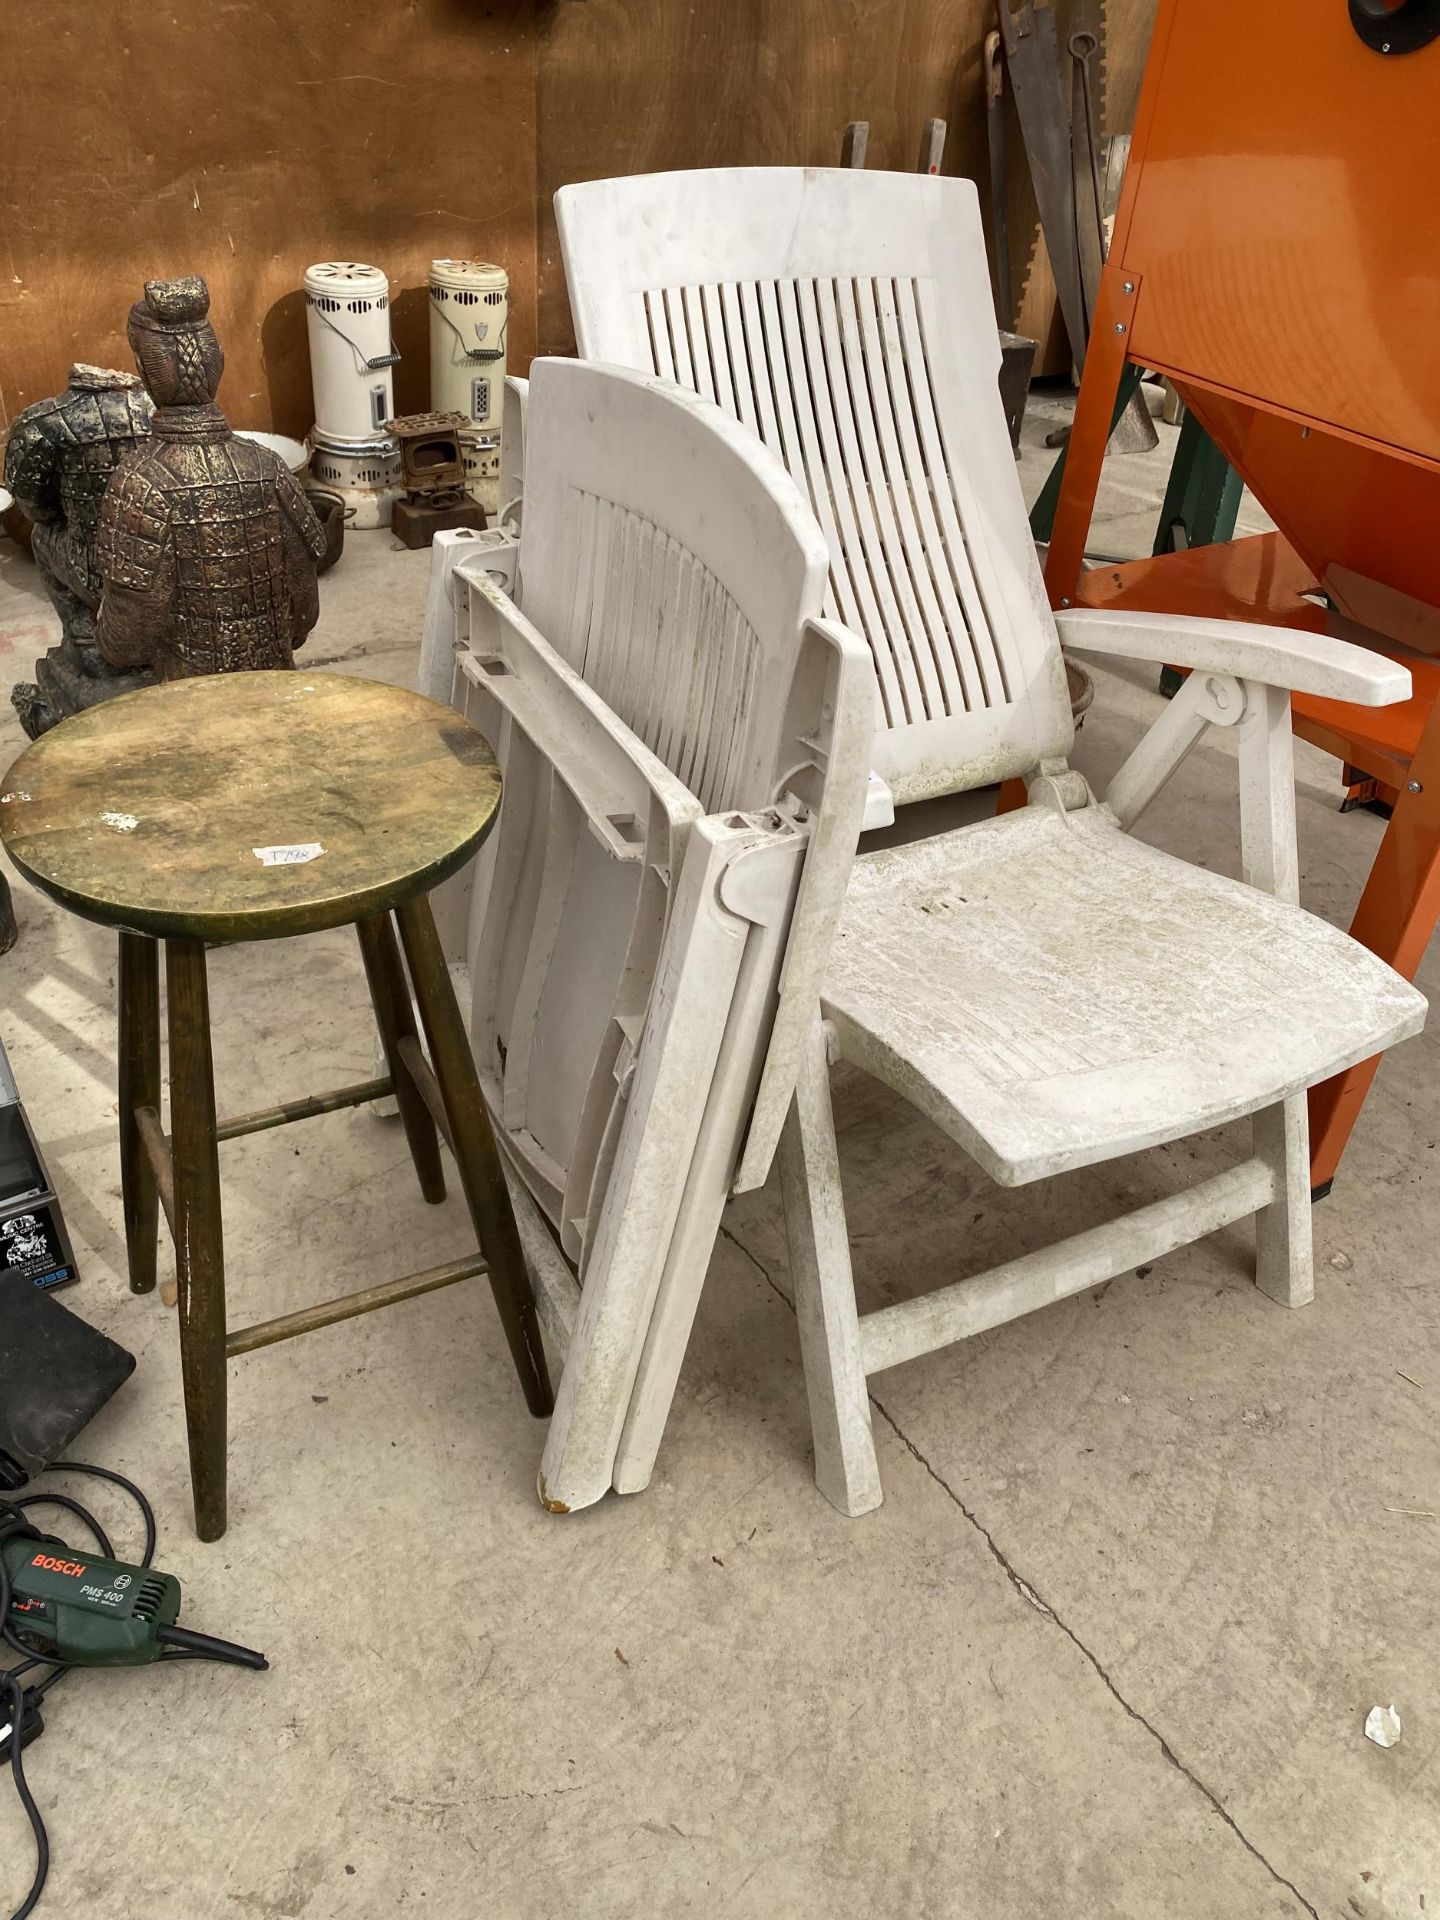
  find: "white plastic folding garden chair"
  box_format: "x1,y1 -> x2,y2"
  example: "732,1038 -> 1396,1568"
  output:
431,355 -> 874,1513
417,379 -> 530,695
543,165 -> 1427,1516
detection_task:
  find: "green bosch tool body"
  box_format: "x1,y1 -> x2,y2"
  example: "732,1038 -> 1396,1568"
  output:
4,1530 -> 179,1666
1,1466 -> 266,1919
1,1511 -> 265,1669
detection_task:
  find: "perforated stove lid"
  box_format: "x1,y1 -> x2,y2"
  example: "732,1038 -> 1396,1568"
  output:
429,258 -> 507,292
304,260 -> 390,299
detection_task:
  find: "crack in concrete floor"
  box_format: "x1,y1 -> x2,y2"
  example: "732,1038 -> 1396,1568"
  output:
718,1223 -> 1322,1920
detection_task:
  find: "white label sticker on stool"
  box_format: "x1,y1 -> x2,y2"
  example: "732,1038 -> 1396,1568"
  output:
101,811 -> 139,832
252,842 -> 325,867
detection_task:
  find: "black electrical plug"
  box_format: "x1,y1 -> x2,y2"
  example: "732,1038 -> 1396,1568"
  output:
0,1685 -> 45,1764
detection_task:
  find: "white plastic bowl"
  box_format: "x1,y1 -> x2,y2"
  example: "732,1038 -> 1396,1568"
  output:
236,430 -> 308,474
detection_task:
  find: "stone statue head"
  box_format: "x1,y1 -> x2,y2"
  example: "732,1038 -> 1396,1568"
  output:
127,276 -> 225,409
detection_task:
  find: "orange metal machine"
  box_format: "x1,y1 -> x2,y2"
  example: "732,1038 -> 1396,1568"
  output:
1046,0 -> 1440,1194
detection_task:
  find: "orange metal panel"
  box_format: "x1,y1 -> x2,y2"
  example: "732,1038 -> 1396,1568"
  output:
1049,0 -> 1440,1188
1116,0 -> 1440,464
1178,387 -> 1440,618
1072,529 -> 1322,624
1052,0 -> 1440,613
1072,534 -> 1440,785
1043,266 -> 1141,601
1310,692 -> 1440,1188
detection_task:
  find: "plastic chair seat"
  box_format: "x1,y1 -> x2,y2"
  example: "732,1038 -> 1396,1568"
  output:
822,805 -> 1427,1187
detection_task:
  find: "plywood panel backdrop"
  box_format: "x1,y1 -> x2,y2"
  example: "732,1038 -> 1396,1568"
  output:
536,0 -> 1157,368
0,0 -> 540,437
0,0 -> 1155,432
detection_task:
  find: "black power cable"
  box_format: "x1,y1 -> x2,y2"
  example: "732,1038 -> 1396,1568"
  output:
1,1458 -> 228,1920
11,1499 -> 112,1560
0,1558 -> 48,1920
45,1463 -> 156,1569
155,1625 -> 268,1670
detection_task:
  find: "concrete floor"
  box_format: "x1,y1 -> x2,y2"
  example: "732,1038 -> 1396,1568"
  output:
0,403 -> 1435,1919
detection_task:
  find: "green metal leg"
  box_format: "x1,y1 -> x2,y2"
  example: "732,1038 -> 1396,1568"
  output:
1154,411 -> 1243,556
1029,362 -> 1146,545
1154,412 -> 1245,698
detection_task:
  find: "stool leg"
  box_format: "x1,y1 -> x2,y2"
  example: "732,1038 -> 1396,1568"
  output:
118,932 -> 161,1296
356,913 -> 445,1204
395,895 -> 553,1416
165,937 -> 229,1542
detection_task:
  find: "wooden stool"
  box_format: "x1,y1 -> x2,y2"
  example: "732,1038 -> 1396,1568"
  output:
0,670 -> 553,1540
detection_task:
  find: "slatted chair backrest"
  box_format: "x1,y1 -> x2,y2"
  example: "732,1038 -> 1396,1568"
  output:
518,358 -> 836,817
555,166 -> 1074,804
451,359 -> 868,1273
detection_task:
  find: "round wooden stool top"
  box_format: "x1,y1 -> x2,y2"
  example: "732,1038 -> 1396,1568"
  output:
0,671 -> 501,942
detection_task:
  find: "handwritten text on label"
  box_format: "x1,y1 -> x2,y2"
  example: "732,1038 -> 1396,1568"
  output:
252,843 -> 326,868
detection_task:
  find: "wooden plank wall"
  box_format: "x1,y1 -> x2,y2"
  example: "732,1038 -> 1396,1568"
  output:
0,0 -> 1156,433
535,0 -> 1158,365
0,0 -> 540,437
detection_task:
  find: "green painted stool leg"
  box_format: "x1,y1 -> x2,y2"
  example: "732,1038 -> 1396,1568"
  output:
356,912 -> 447,1206
166,937 -> 229,1543
395,895 -> 554,1418
118,932 -> 162,1296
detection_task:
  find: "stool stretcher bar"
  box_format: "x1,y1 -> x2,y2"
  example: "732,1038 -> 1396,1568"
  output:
395,1034 -> 453,1150
215,1075 -> 395,1143
134,1105 -> 176,1238
132,1069 -> 492,1358
226,1254 -> 489,1357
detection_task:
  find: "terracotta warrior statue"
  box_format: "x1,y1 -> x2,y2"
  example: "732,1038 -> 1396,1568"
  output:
5,364 -> 155,738
95,276 -> 326,680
